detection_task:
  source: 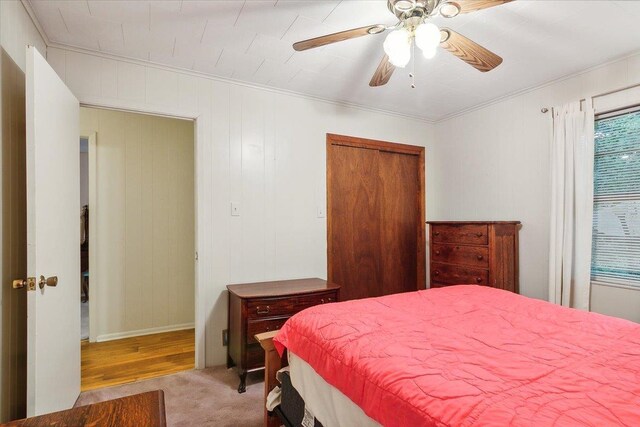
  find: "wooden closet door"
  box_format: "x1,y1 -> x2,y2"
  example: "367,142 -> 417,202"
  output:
327,134 -> 425,301
379,151 -> 421,296
327,144 -> 383,301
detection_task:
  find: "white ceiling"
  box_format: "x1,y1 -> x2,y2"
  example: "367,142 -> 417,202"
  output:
28,0 -> 640,121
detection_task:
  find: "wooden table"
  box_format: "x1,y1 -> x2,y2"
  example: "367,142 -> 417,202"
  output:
3,391 -> 166,427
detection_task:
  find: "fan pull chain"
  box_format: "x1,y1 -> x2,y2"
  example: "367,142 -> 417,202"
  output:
409,39 -> 416,89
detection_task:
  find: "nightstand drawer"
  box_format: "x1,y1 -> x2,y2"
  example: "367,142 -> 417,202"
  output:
432,224 -> 488,245
247,317 -> 289,344
431,262 -> 489,286
431,244 -> 489,268
247,291 -> 337,319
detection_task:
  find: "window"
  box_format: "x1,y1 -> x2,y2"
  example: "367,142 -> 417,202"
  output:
591,107 -> 640,288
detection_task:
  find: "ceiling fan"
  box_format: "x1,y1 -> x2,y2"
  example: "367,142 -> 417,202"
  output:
292,0 -> 513,87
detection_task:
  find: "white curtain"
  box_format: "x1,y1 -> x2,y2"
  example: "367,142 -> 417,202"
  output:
548,100 -> 595,310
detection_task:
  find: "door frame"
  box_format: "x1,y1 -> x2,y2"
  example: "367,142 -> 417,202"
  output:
85,132 -> 97,342
326,133 -> 426,292
80,102 -> 204,369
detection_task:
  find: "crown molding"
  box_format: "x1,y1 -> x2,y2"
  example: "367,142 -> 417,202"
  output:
42,38 -> 436,125
21,0 -> 50,46
434,48 -> 640,124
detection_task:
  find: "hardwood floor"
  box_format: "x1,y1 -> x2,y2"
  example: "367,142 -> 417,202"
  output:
81,329 -> 195,392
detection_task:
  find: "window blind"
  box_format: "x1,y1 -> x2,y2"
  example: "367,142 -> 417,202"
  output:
591,108 -> 640,287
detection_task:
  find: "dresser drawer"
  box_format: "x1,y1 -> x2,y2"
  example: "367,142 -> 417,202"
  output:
431,224 -> 488,245
431,262 -> 489,286
246,317 -> 289,344
247,291 -> 337,319
431,244 -> 489,268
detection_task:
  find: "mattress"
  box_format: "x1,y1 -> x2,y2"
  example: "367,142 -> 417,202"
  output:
274,285 -> 640,426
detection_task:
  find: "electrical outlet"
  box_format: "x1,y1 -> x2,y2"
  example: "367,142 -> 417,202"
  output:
222,329 -> 229,346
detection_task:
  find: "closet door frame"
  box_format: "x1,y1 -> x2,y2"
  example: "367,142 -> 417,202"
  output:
326,133 -> 426,295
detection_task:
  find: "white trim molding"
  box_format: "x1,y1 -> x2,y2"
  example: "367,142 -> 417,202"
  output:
96,323 -> 195,343
47,42 -> 434,124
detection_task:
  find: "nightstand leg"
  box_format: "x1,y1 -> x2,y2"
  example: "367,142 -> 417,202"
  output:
238,370 -> 247,393
227,354 -> 234,369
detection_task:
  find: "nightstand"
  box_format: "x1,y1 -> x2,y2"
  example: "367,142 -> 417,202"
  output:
227,278 -> 340,393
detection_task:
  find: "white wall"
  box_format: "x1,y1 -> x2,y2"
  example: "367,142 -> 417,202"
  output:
46,46 -> 435,366
0,1 -> 47,421
79,151 -> 88,207
80,107 -> 195,341
432,52 -> 640,321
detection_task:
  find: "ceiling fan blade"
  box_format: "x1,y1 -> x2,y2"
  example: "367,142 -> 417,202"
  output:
439,29 -> 503,72
455,0 -> 514,14
369,54 -> 395,87
293,25 -> 386,51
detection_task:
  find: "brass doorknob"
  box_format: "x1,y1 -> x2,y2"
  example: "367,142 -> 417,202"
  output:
39,275 -> 58,290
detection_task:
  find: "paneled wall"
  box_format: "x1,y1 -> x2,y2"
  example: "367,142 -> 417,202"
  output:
80,107 -> 195,341
0,1 -> 47,422
48,46 -> 434,365
432,52 -> 640,321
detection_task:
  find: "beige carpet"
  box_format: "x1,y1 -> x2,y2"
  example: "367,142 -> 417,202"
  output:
75,367 -> 264,426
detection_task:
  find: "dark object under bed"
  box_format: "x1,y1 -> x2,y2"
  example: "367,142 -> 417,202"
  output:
275,370 -> 323,427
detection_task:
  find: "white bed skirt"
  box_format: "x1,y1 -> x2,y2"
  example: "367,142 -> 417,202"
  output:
288,351 -> 380,427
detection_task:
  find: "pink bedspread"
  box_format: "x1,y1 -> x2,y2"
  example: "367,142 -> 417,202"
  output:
274,286 -> 640,426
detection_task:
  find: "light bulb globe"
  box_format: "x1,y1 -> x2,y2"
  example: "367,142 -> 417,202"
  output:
422,47 -> 437,59
415,23 -> 440,51
383,29 -> 411,68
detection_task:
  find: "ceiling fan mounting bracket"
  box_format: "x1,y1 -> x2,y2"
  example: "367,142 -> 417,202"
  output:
387,0 -> 442,20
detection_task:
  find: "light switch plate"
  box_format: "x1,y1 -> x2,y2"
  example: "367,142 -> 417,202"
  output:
231,202 -> 240,216
317,206 -> 326,218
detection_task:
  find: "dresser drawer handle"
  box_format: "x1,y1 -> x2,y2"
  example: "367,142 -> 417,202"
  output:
476,277 -> 483,283
477,255 -> 484,260
435,250 -> 441,255
256,306 -> 270,315
434,231 -> 440,236
434,270 -> 440,276
265,324 -> 282,332
327,297 -> 332,302
476,232 -> 483,237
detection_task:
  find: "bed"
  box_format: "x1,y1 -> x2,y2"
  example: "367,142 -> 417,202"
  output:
262,285 -> 640,427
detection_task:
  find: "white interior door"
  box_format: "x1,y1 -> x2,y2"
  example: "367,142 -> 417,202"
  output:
25,46 -> 80,416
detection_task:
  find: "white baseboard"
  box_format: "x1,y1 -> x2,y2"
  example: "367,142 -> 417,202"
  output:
96,322 -> 195,343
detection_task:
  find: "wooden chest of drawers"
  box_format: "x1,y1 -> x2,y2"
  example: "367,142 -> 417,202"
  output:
227,278 -> 340,393
427,221 -> 520,293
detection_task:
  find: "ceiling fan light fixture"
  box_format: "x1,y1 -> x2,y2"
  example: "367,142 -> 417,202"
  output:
415,22 -> 440,52
439,2 -> 461,18
383,29 -> 411,68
